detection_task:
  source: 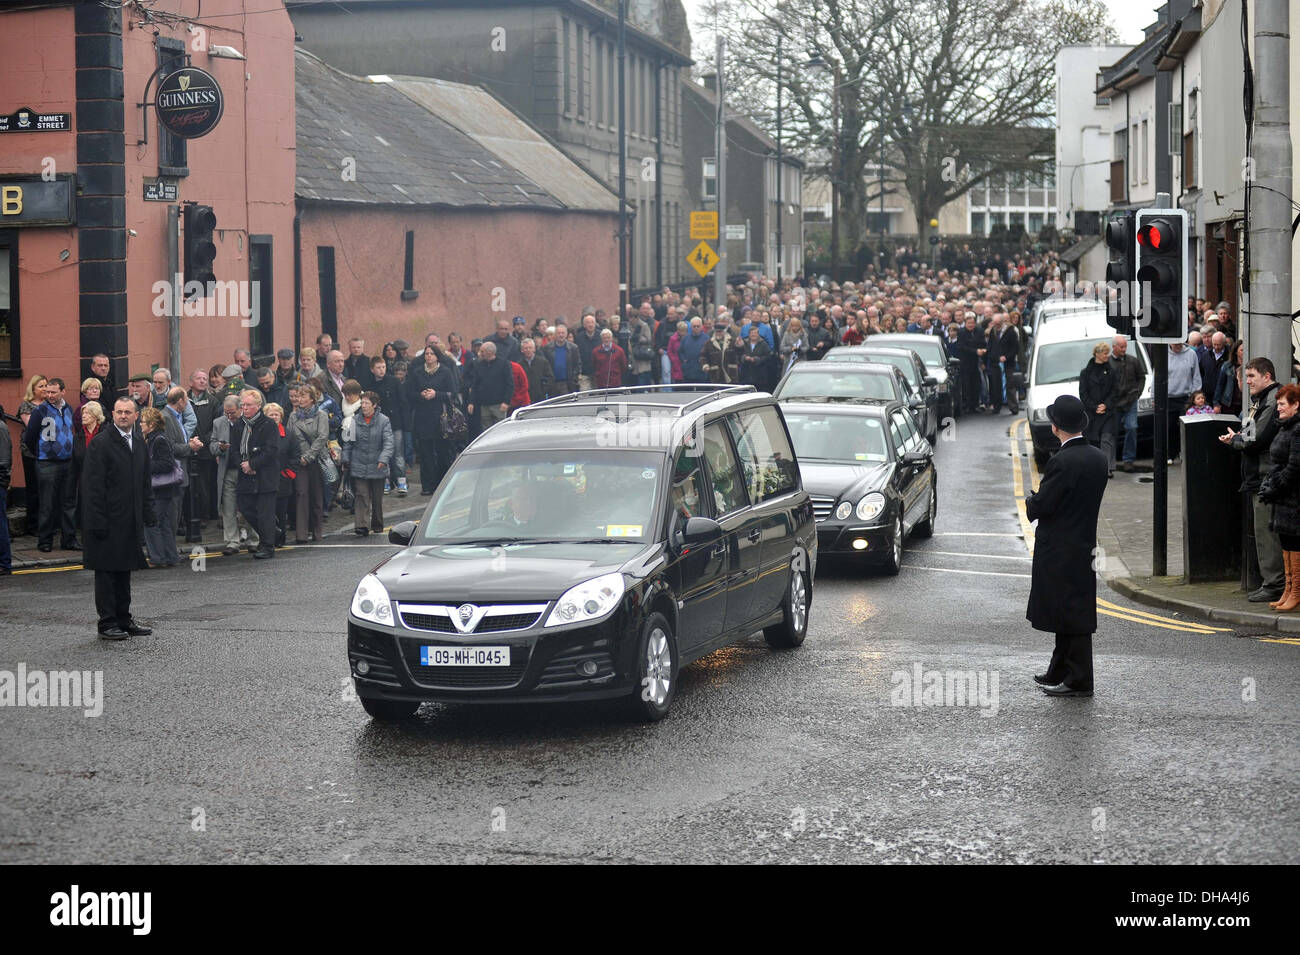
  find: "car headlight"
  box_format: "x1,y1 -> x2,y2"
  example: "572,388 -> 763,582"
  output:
856,492 -> 886,522
1137,396 -> 1154,413
835,501 -> 853,521
351,573 -> 394,627
546,573 -> 625,628
1030,407 -> 1049,424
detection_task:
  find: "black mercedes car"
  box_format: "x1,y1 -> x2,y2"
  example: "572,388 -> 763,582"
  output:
780,399 -> 937,575
819,345 -> 940,444
773,360 -> 914,407
347,384 -> 816,722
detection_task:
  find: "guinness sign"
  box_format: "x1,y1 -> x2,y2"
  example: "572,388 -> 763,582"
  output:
155,67 -> 224,139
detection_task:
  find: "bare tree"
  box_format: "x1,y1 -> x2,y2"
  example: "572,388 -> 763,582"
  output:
718,0 -> 1114,267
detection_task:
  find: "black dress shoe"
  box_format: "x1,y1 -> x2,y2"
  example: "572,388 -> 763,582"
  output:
37,544 -> 53,553
1041,682 -> 1093,697
252,549 -> 274,559
1032,673 -> 1057,686
124,623 -> 153,636
1248,587 -> 1284,603
63,539 -> 81,551
98,627 -> 130,640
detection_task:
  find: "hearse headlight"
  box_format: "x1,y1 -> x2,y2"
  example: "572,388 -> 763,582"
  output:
1030,407 -> 1049,424
856,492 -> 886,522
546,573 -> 626,627
835,501 -> 853,521
351,573 -> 394,626
1137,396 -> 1154,414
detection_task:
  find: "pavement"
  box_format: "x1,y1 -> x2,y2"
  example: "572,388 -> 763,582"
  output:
5,491 -> 429,572
1009,417 -> 1300,636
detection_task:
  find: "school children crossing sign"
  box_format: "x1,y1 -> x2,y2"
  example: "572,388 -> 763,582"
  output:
688,240 -> 719,277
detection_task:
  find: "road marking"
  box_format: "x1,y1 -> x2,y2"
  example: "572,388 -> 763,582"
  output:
918,550 -> 1033,562
1010,418 -> 1036,554
901,563 -> 1031,579
1097,607 -> 1217,634
933,532 -> 1025,537
1096,597 -> 1233,632
1260,636 -> 1300,645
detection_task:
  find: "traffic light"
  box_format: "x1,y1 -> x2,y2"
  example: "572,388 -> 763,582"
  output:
1133,208 -> 1188,343
183,203 -> 217,297
1103,210 -> 1136,335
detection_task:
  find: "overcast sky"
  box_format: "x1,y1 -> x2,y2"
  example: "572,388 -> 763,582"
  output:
681,0 -> 1156,47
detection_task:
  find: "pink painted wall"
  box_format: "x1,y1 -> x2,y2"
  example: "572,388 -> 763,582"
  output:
298,205 -> 620,348
0,1 -> 295,491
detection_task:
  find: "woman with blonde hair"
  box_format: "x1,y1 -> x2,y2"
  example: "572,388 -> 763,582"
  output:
140,406 -> 182,567
78,378 -> 104,435
18,374 -> 46,536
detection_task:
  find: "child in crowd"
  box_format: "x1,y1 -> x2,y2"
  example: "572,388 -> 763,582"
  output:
1185,391 -> 1215,416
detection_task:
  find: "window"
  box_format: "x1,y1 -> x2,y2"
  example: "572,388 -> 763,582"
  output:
562,18 -> 572,115
595,38 -> 604,124
576,25 -> 586,119
1028,212 -> 1043,234
627,54 -> 636,134
1140,120 -> 1149,183
317,246 -> 337,341
0,231 -> 18,373
971,212 -> 985,235
1130,124 -> 1139,184
157,39 -> 188,176
726,407 -> 799,503
701,422 -> 748,514
668,447 -> 712,530
249,235 -> 273,360
888,412 -> 907,456
702,158 -> 717,200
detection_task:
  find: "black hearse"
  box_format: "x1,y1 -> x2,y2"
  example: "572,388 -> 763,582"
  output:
348,385 -> 816,722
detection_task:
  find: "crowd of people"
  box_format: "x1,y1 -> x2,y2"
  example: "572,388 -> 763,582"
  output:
0,248 -> 1270,585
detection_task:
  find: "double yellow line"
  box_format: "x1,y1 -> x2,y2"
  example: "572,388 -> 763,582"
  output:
1010,417 -> 1039,553
1096,597 -> 1233,634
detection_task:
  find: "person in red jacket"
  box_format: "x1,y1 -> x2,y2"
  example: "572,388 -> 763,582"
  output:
509,360 -> 531,410
592,328 -> 627,389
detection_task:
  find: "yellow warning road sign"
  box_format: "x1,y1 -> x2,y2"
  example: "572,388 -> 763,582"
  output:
688,240 -> 719,277
690,211 -> 718,240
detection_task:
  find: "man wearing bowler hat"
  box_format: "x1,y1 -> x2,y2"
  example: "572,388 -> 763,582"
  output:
1025,394 -> 1109,697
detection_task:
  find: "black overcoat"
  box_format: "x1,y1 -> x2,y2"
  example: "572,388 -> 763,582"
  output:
1261,415 -> 1300,537
226,413 -> 281,493
82,426 -> 156,572
1025,435 -> 1109,634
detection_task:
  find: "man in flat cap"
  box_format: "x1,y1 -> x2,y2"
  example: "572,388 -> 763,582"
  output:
1025,394 -> 1109,697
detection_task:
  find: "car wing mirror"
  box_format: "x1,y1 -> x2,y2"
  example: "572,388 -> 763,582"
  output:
902,448 -> 930,467
678,516 -> 723,552
923,376 -> 938,387
389,520 -> 417,546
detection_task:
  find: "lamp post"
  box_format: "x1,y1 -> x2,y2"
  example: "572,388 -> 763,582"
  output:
617,0 -> 628,327
775,34 -> 783,285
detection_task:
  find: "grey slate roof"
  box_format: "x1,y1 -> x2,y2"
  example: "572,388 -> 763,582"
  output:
295,48 -> 618,212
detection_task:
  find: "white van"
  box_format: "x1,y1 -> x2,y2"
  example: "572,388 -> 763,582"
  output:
1022,308 -> 1154,465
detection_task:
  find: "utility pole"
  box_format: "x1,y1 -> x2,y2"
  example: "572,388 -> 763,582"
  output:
1152,191 -> 1172,577
830,61 -> 840,283
167,204 -> 180,384
1248,0 -> 1292,383
714,34 -> 727,313
775,34 -> 783,285
617,0 -> 629,327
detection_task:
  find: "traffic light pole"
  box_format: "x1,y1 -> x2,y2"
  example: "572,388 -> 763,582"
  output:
1152,345 -> 1168,576
167,204 -> 180,382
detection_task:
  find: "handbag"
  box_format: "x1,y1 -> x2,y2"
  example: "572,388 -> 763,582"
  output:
319,452 -> 339,485
151,459 -> 184,489
440,401 -> 468,440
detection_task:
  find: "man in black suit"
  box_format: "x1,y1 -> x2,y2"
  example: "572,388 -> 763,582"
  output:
82,397 -> 157,640
228,389 -> 280,559
1025,395 -> 1109,696
955,314 -> 987,413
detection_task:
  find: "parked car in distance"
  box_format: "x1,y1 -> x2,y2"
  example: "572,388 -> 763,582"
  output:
347,384 -> 816,723
781,398 -> 936,575
1019,310 -> 1153,465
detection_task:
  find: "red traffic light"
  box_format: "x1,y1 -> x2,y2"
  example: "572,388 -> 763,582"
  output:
1137,219 -> 1174,251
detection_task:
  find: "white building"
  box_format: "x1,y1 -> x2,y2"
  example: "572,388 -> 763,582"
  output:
1055,44 -> 1131,238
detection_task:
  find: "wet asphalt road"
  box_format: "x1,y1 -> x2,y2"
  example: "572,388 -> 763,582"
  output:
1,410 -> 1296,864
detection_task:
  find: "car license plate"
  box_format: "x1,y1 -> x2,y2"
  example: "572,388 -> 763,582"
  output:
420,646 -> 511,667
